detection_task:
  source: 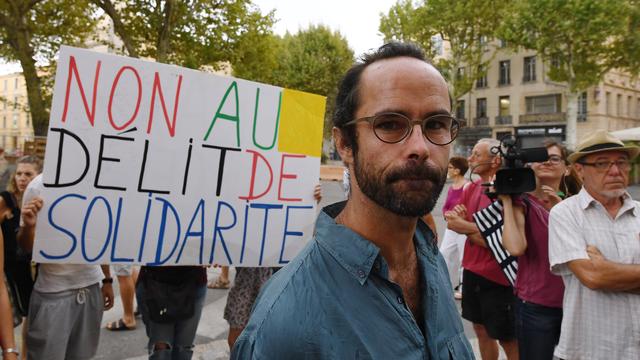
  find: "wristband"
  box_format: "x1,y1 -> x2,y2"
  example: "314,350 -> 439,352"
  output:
102,277 -> 113,285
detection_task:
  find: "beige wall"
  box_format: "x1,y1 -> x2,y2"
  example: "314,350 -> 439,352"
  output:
458,43 -> 640,143
0,73 -> 34,152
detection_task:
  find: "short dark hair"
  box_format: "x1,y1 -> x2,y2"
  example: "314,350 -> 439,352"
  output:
333,42 -> 431,153
449,156 -> 469,175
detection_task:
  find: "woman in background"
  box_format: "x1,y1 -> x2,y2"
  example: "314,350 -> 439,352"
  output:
1,155 -> 42,359
439,156 -> 469,297
500,141 -> 581,360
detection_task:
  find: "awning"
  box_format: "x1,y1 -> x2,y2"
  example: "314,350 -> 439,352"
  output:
611,127 -> 640,141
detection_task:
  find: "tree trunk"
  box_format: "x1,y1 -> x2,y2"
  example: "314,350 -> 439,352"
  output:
156,0 -> 175,63
5,3 -> 50,136
565,91 -> 579,151
93,0 -> 139,58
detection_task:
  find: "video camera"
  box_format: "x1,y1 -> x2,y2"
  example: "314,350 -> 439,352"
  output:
490,136 -> 549,195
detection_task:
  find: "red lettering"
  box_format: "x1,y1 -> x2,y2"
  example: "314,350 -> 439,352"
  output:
147,72 -> 183,137
278,154 -> 305,202
107,66 -> 142,131
61,56 -> 101,126
238,150 -> 273,201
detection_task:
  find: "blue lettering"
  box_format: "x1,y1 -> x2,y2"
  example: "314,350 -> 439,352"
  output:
137,193 -> 153,262
148,197 -> 181,265
41,193 -> 86,260
278,205 -> 312,264
110,197 -> 133,262
209,201 -> 235,264
81,196 -> 113,262
239,202 -> 249,264
250,203 -> 283,266
175,199 -> 205,264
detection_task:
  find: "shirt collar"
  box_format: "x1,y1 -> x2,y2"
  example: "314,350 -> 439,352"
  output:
578,187 -> 637,216
314,201 -> 439,285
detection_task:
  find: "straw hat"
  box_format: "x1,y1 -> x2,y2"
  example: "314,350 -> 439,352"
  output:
568,129 -> 640,164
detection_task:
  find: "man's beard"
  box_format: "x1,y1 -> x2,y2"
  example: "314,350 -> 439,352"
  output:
600,188 -> 626,199
353,154 -> 446,217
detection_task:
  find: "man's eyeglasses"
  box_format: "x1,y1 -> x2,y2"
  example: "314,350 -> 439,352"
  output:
578,159 -> 631,172
342,112 -> 460,145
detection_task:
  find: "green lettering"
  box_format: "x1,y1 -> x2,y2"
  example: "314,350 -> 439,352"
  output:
204,81 -> 240,146
252,89 -> 282,150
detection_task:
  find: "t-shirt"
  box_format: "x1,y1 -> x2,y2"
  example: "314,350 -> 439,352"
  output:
514,194 -> 564,308
23,175 -> 103,293
442,184 -> 465,214
460,181 -> 510,286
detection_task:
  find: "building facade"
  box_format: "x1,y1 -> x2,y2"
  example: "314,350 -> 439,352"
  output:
454,46 -> 640,155
0,73 -> 34,152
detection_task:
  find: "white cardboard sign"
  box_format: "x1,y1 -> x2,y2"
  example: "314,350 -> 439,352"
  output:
33,46 -> 325,266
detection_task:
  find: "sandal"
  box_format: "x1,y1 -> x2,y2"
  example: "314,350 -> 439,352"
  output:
207,277 -> 230,289
106,318 -> 136,331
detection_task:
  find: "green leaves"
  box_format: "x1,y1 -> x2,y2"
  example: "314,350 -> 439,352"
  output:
379,0 -> 509,103
95,0 -> 275,69
0,0 -> 97,135
232,25 -> 354,138
500,0 -> 637,92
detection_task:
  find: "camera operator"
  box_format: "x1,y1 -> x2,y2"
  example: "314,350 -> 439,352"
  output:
500,141 -> 581,360
445,138 -> 518,360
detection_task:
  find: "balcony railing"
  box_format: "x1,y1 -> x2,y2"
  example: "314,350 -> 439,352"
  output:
495,115 -> 512,125
577,113 -> 587,122
519,112 -> 566,124
474,117 -> 489,126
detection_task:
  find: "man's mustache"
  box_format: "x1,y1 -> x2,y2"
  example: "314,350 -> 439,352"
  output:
386,163 -> 444,184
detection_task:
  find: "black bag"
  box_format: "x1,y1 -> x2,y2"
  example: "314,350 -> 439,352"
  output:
142,270 -> 198,324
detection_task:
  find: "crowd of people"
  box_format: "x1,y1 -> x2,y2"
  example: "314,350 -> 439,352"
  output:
1,41 -> 640,360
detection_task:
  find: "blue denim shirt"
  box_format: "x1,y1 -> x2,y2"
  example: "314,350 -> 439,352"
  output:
232,202 -> 475,359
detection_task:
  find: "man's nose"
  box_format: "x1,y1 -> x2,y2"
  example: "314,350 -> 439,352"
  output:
405,124 -> 430,161
607,162 -> 623,175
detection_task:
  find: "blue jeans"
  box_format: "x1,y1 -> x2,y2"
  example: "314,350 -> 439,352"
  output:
515,298 -> 562,360
136,282 -> 207,360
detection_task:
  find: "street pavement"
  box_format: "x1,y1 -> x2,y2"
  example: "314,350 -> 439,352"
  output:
25,180 -> 640,359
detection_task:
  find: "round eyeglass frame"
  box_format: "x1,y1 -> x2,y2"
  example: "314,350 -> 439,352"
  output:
342,112 -> 461,145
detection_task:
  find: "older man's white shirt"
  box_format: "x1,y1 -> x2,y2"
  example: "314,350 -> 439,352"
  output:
549,188 -> 640,359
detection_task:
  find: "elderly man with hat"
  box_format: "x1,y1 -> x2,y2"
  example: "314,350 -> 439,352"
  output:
548,129 -> 640,360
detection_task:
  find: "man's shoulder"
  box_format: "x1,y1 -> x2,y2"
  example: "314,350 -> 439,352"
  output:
234,242 -> 332,356
553,193 -> 582,212
247,241 -> 331,325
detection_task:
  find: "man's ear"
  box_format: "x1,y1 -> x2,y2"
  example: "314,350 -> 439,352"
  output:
573,164 -> 584,181
493,155 -> 502,169
332,127 -> 354,165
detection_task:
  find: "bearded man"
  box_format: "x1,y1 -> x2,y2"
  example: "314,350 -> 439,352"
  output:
231,42 -> 473,360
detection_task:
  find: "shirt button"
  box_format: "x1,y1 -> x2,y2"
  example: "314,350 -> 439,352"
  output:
397,296 -> 404,305
357,269 -> 366,278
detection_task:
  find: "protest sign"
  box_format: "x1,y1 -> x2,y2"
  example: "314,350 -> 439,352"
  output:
33,46 -> 325,266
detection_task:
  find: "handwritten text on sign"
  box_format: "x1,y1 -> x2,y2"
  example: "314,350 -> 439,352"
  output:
33,46 -> 325,266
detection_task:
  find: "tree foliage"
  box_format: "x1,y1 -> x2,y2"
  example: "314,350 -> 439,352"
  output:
93,0 -> 276,69
380,0 -> 509,104
500,0 -> 640,148
232,25 -> 354,137
0,0 -> 96,135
